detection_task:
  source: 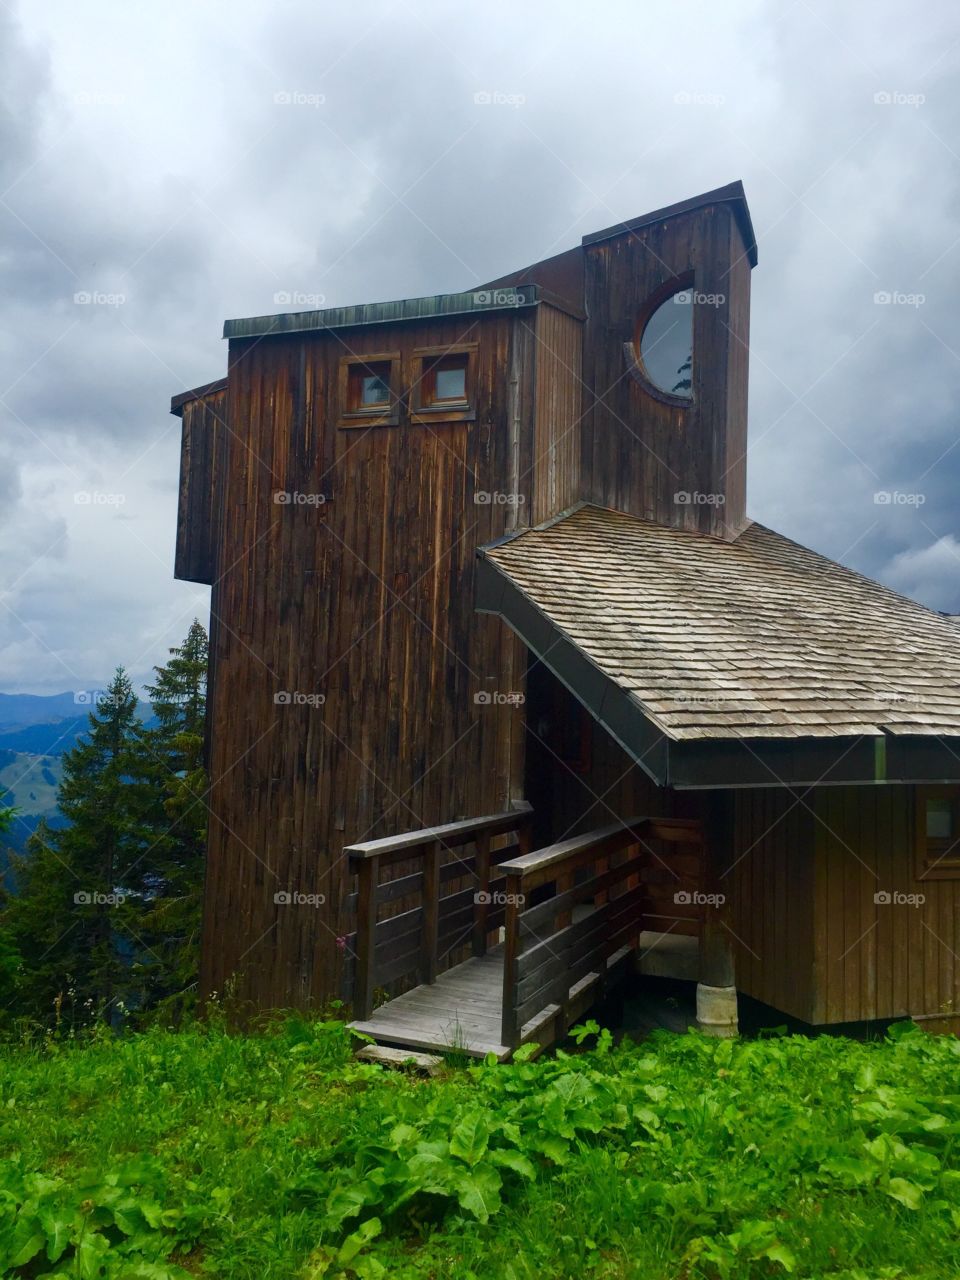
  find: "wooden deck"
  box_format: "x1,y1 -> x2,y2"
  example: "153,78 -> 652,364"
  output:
345,811 -> 706,1060
350,930 -> 695,1059
351,946 -> 510,1059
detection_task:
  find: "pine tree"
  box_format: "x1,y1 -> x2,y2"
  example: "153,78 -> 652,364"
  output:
5,670 -> 151,1025
0,806 -> 22,1023
132,620 -> 209,1017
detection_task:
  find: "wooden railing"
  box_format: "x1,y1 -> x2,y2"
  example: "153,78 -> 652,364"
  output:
499,816 -> 704,1048
344,803 -> 533,1018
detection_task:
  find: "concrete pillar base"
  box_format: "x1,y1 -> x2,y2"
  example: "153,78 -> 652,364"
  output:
696,982 -> 739,1038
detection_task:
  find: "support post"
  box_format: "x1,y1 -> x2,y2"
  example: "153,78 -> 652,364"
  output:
421,841 -> 441,985
355,855 -> 379,1019
501,869 -> 522,1047
697,794 -> 738,1037
472,831 -> 491,956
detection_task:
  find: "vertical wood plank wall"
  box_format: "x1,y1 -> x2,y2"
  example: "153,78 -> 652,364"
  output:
199,314 -> 532,1009
811,785 -> 959,1025
581,202 -> 750,539
730,788 -> 816,1022
530,304 -> 582,525
524,670 -> 706,936
174,388 -> 227,584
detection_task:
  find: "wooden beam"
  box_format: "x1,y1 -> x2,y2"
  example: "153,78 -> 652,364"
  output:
355,854 -> 379,1019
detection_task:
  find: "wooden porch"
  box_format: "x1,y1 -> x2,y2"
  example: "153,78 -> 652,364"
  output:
345,807 -> 705,1058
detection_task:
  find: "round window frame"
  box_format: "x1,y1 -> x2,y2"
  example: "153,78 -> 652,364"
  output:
624,272 -> 696,409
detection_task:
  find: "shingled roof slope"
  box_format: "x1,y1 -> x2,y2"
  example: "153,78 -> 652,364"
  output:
480,504 -> 960,742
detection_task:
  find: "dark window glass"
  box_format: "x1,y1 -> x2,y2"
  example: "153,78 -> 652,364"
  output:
640,291 -> 693,398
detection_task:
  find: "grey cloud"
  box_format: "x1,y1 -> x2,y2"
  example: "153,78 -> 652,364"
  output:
1,0 -> 958,693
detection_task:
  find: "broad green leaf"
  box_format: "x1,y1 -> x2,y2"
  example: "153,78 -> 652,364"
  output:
388,1124 -> 417,1150
887,1177 -> 924,1210
75,1229 -> 111,1280
325,1182 -> 374,1230
450,1113 -> 490,1166
337,1216 -> 382,1265
489,1149 -> 536,1180
9,1226 -> 46,1267
354,1258 -> 387,1280
764,1242 -> 797,1272
38,1206 -> 73,1262
453,1165 -> 502,1223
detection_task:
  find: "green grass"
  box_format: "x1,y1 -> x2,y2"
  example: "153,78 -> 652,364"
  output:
1,1016 -> 959,1278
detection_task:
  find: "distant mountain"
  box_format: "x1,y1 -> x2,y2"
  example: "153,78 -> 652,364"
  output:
0,690 -> 156,872
0,691 -> 91,731
0,691 -> 155,758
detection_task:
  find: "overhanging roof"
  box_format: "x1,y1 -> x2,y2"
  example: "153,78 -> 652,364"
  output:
477,505 -> 960,789
582,179 -> 758,267
222,285 -> 542,341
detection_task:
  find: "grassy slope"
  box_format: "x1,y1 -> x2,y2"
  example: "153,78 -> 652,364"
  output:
1,1019 -> 959,1279
0,752 -> 63,818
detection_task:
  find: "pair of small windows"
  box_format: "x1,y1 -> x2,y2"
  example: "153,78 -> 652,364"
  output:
342,350 -> 471,427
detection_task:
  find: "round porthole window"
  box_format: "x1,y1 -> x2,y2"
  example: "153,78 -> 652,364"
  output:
639,288 -> 693,400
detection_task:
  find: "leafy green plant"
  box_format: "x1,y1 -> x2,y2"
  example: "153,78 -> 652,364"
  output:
2,1017 -> 960,1277
0,1154 -> 199,1277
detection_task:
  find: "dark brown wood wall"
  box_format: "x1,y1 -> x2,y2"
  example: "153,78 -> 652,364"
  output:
530,304 -> 583,524
524,666 -> 706,936
174,388 -> 227,585
730,788 -> 817,1022
581,203 -> 751,539
811,785 -> 960,1025
199,314 -> 532,1009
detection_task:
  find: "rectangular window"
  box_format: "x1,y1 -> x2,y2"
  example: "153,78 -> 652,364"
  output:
338,353 -> 400,428
412,344 -> 476,423
348,361 -> 392,412
422,355 -> 468,407
916,786 -> 960,879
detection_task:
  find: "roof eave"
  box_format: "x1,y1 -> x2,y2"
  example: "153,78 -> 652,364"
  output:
476,550 -> 960,790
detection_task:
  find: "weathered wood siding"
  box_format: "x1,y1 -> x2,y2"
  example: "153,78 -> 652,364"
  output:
524,666 -> 706,936
174,385 -> 227,585
811,785 -> 960,1025
530,304 -> 582,524
581,201 -> 751,539
200,314 -> 532,1009
729,788 -> 816,1022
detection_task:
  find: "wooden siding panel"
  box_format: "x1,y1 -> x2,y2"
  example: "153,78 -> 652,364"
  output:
812,785 -> 960,1024
730,787 -> 815,1022
200,316 -> 528,1009
531,304 -> 582,524
174,388 -> 227,584
581,202 -> 749,539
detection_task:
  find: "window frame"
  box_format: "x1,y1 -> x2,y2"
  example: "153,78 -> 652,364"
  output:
624,271 -> 696,409
410,343 -> 477,424
915,785 -> 960,881
338,352 -> 401,429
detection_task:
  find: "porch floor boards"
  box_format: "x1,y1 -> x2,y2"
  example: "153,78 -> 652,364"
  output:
350,947 -> 509,1060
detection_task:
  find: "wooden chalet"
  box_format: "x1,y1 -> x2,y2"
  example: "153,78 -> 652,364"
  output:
172,180 -> 960,1056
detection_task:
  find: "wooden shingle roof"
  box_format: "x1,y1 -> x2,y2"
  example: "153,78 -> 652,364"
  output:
480,504 -> 960,744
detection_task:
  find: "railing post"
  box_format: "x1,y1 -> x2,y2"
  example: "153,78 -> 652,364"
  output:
518,815 -> 532,857
500,869 -> 522,1047
355,854 -> 379,1019
472,831 -> 491,956
421,840 -> 441,985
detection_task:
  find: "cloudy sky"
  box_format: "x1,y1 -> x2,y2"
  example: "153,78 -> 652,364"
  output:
1,0 -> 958,695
